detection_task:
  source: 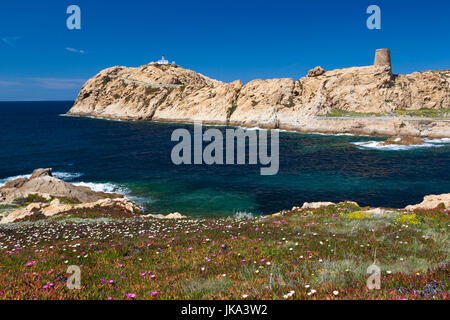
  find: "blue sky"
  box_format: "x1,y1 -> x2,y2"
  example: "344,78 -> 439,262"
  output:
0,0 -> 449,101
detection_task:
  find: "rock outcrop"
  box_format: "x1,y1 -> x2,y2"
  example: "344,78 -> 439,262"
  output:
67,50 -> 450,138
0,168 -> 144,223
0,198 -> 141,224
405,194 -> 450,211
0,168 -> 122,203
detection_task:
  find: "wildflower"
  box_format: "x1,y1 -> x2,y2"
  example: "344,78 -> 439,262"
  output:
151,291 -> 158,296
242,294 -> 249,298
126,293 -> 136,298
333,290 -> 339,296
107,280 -> 114,284
107,297 -> 113,300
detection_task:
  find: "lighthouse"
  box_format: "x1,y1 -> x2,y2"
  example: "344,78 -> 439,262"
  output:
157,54 -> 169,65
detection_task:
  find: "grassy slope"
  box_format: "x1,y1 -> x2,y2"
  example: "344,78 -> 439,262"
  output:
322,108 -> 450,118
0,203 -> 448,300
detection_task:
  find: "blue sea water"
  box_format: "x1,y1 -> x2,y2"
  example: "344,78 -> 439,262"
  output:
0,101 -> 449,217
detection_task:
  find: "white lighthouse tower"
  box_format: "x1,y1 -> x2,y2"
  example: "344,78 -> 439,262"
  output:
157,54 -> 169,65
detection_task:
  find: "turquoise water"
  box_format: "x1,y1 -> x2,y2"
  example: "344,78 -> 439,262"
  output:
1,101 -> 449,217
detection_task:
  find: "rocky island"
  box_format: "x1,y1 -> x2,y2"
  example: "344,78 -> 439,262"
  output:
67,49 -> 450,138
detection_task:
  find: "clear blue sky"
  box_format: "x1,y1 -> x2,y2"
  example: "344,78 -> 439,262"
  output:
0,0 -> 449,101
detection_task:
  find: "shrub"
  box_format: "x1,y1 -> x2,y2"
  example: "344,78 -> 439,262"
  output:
346,211 -> 372,220
397,213 -> 420,225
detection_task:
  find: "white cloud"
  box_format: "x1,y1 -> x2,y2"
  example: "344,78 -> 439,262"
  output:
29,78 -> 86,90
66,47 -> 86,54
1,36 -> 20,47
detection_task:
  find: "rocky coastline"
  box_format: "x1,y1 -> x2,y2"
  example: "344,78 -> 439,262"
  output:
1,168 -> 448,224
67,49 -> 450,139
0,168 -> 187,223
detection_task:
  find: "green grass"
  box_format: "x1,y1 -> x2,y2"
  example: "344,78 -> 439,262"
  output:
323,109 -> 385,117
322,108 -> 450,119
394,108 -> 450,118
0,203 -> 448,300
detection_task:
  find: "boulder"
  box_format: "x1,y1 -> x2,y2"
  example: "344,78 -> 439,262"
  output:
405,193 -> 450,211
30,168 -> 53,179
307,66 -> 326,77
0,168 -> 123,203
143,212 -> 187,220
0,198 -> 142,224
301,202 -> 335,209
382,136 -> 424,146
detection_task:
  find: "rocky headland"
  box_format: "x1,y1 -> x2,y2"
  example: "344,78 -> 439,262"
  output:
67,49 -> 450,138
0,168 -> 189,223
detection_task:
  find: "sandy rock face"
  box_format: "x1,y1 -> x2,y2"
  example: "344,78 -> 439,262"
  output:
0,168 -> 122,203
0,198 -> 141,224
67,61 -> 450,137
143,212 -> 187,220
405,194 -> 450,211
301,202 -> 336,209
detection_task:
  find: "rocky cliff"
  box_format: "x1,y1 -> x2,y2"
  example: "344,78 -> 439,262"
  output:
67,54 -> 450,137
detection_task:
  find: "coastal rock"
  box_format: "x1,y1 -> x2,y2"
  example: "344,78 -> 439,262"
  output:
405,193 -> 450,211
67,54 -> 450,138
301,202 -> 336,209
382,136 -> 425,146
30,168 -> 53,179
307,66 -> 326,77
143,212 -> 187,219
0,198 -> 141,224
0,168 -> 123,203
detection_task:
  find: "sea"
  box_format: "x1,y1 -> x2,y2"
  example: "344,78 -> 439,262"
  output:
1,101 -> 449,217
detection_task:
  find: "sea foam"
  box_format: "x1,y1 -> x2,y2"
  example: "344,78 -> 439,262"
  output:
352,141 -> 443,151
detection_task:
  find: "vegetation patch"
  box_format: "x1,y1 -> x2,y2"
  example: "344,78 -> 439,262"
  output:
0,204 -> 447,300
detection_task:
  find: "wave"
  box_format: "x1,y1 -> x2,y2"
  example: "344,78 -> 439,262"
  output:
0,174 -> 31,186
424,138 -> 450,144
72,182 -> 129,195
352,141 -> 443,151
0,171 -> 83,187
53,172 -> 84,180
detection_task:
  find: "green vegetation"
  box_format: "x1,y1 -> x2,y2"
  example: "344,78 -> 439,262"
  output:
13,194 -> 49,206
322,108 -> 450,119
283,96 -> 295,108
113,94 -> 121,100
323,109 -> 385,117
145,87 -> 160,95
0,202 -> 448,300
102,76 -> 112,86
228,103 -> 238,117
394,108 -> 450,118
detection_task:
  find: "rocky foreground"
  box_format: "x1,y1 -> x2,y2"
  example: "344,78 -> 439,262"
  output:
67,50 -> 450,138
0,191 -> 448,300
0,169 -> 185,224
0,168 -> 448,299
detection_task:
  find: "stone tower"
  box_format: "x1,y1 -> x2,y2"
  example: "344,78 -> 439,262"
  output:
374,48 -> 391,68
